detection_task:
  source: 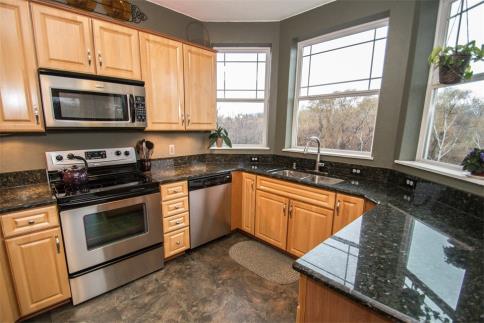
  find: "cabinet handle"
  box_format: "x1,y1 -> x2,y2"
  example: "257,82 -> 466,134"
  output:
33,105 -> 39,125
175,220 -> 181,225
98,52 -> 102,67
283,204 -> 286,216
181,112 -> 185,125
251,182 -> 254,190
55,236 -> 60,254
87,49 -> 92,65
336,200 -> 340,215
289,204 -> 293,218
28,219 -> 35,225
187,113 -> 191,126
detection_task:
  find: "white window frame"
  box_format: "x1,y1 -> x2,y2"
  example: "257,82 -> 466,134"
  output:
213,47 -> 271,150
290,18 -> 389,159
415,0 -> 484,172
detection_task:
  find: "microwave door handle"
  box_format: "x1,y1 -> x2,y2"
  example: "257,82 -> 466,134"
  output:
129,94 -> 135,123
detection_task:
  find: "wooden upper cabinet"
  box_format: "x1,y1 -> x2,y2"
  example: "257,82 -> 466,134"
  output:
255,190 -> 289,250
92,19 -> 141,80
31,3 -> 95,74
332,193 -> 364,234
241,173 -> 256,234
0,0 -> 43,132
287,200 -> 334,257
140,33 -> 185,130
183,45 -> 216,131
5,228 -> 70,316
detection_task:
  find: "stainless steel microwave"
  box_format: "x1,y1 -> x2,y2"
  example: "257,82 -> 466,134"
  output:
39,70 -> 147,129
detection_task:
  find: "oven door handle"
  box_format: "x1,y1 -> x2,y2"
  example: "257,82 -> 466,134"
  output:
58,187 -> 159,209
129,94 -> 135,123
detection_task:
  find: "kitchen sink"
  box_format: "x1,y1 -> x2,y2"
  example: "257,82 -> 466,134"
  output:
269,169 -> 344,185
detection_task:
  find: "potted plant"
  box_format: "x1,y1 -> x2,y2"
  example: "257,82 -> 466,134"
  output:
428,40 -> 484,84
461,148 -> 484,178
209,125 -> 232,148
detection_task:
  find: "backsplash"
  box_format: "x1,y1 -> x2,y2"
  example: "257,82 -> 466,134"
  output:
0,169 -> 47,188
1,153 -> 482,216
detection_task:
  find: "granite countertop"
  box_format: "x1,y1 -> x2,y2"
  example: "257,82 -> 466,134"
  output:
0,183 -> 55,214
1,162 -> 482,322
148,162 -> 483,322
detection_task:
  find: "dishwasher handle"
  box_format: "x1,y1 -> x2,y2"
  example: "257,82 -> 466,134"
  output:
189,173 -> 232,191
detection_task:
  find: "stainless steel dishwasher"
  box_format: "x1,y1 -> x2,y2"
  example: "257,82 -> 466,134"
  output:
189,173 -> 232,248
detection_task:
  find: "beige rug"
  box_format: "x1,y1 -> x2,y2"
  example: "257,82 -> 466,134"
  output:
229,240 -> 299,284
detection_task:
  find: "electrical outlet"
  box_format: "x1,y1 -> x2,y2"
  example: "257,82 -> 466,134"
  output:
250,156 -> 259,162
168,144 -> 175,155
405,178 -> 416,188
351,168 -> 362,175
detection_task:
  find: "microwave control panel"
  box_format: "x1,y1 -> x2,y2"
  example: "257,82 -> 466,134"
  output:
135,96 -> 146,122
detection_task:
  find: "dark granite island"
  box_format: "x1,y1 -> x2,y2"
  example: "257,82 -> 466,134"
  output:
294,198 -> 484,322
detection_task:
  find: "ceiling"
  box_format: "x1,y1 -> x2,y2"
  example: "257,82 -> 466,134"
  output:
146,0 -> 336,22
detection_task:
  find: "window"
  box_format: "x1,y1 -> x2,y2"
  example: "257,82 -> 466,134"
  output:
417,0 -> 484,169
215,47 -> 271,148
292,19 -> 389,158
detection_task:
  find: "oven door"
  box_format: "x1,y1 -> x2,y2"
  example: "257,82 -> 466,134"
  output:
60,192 -> 162,274
40,73 -> 146,128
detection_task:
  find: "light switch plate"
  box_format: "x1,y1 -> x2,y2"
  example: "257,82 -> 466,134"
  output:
169,144 -> 175,155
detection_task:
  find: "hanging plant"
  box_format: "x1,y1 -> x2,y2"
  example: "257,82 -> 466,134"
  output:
429,41 -> 484,84
428,0 -> 484,84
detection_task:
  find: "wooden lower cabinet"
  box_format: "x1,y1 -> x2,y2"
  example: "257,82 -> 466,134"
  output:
254,190 -> 289,250
297,275 -> 390,323
332,193 -> 365,234
287,200 -> 334,257
241,173 -> 256,234
5,227 -> 70,316
164,227 -> 190,258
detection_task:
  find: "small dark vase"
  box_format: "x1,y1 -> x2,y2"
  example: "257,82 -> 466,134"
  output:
139,159 -> 151,172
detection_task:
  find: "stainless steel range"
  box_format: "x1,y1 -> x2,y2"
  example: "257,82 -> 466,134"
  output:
46,147 -> 163,305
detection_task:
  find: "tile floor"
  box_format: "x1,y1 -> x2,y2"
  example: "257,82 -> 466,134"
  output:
27,233 -> 298,323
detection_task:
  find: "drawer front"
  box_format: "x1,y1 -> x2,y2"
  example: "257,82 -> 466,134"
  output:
1,205 -> 59,238
160,181 -> 188,201
162,197 -> 189,218
163,212 -> 189,233
256,176 -> 336,209
164,227 -> 190,258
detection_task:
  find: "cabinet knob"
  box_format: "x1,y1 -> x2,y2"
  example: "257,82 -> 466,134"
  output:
28,219 -> 35,225
87,49 -> 92,65
98,52 -> 103,67
176,241 -> 181,245
283,204 -> 286,215
175,221 -> 181,225
33,105 -> 39,125
336,200 -> 340,215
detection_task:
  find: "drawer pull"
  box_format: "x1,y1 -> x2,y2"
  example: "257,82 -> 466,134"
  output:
174,205 -> 180,209
175,220 -> 181,225
28,219 -> 35,225
176,241 -> 181,245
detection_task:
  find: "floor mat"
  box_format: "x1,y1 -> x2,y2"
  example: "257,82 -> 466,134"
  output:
229,240 -> 299,284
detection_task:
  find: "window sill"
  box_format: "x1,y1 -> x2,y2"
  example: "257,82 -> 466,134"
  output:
282,148 -> 374,160
394,160 -> 484,186
210,146 -> 271,150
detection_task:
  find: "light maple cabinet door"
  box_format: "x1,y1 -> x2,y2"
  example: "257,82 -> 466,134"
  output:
5,227 -> 70,316
0,0 -> 43,132
31,3 -> 95,74
287,200 -> 334,257
332,194 -> 364,234
241,173 -> 256,234
255,190 -> 289,250
140,33 -> 185,130
183,45 -> 216,131
92,19 -> 141,80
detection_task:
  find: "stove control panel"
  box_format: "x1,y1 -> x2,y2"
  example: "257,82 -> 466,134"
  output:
46,147 -> 137,171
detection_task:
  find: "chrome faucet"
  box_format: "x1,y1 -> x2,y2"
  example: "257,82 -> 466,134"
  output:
304,136 -> 325,172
